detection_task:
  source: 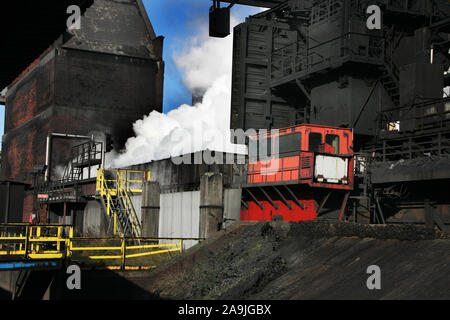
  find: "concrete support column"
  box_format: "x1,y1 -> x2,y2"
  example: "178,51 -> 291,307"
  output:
200,172 -> 223,239
141,182 -> 160,238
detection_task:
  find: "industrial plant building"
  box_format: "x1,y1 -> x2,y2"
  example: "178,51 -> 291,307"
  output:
0,0 -> 449,300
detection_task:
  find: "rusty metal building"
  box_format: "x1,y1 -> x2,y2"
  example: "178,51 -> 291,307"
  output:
1,0 -> 164,185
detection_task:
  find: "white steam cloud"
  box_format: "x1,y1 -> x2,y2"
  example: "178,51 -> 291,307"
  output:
109,14 -> 248,168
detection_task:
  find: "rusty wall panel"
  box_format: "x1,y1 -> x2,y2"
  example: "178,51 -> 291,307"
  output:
1,48 -> 163,184
22,193 -> 34,223
5,50 -> 55,132
2,125 -> 47,184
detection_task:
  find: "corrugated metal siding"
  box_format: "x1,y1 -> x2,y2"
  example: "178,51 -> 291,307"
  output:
130,194 -> 142,222
159,191 -> 200,250
247,24 -> 268,61
231,16 -> 301,131
82,200 -> 104,237
246,65 -> 267,95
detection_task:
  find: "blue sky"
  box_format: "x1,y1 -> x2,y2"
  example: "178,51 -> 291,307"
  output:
143,0 -> 259,113
0,105 -> 4,141
0,1 -> 259,145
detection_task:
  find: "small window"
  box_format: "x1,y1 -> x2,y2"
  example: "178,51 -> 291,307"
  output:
325,134 -> 340,154
278,132 -> 301,157
248,137 -> 258,163
309,132 -> 322,152
266,137 -> 272,159
253,137 -> 272,161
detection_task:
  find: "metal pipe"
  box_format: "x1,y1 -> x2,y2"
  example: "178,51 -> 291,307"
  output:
50,133 -> 91,139
353,79 -> 379,129
101,140 -> 106,169
283,185 -> 304,209
430,45 -> 434,64
45,134 -> 51,181
258,187 -> 278,210
272,186 -> 292,210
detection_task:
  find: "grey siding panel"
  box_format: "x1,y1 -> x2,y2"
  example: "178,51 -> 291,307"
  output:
130,194 -> 143,222
82,200 -> 104,237
159,191 -> 200,250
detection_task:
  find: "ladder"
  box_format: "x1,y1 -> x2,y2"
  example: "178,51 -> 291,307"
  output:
380,25 -> 401,106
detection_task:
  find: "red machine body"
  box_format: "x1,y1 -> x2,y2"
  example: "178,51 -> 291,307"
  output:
241,124 -> 354,222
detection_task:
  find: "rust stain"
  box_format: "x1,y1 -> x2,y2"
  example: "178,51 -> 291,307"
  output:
6,138 -> 20,180
22,193 -> 47,223
5,129 -> 37,183
11,79 -> 37,128
22,193 -> 33,222
24,129 -> 37,181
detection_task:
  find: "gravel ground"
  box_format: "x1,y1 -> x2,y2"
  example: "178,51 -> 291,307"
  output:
126,221 -> 450,300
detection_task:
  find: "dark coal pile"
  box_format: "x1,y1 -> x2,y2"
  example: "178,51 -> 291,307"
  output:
128,221 -> 450,300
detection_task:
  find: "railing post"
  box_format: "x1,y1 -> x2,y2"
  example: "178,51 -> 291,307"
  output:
114,213 -> 117,236
57,226 -> 61,252
121,237 -> 126,271
24,225 -> 29,260
36,226 -> 41,253
66,226 -> 73,263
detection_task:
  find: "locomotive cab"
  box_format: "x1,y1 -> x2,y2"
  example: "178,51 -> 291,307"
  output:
241,124 -> 354,223
246,124 -> 354,190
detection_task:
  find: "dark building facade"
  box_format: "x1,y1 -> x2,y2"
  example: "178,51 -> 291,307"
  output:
1,0 -> 164,184
230,0 -> 450,140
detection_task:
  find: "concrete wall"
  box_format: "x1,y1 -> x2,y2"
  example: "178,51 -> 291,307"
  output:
223,188 -> 242,228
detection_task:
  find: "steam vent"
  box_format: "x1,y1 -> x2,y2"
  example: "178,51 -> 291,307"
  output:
0,0 -> 164,184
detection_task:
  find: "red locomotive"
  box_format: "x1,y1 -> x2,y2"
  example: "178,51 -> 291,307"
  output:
241,124 -> 354,222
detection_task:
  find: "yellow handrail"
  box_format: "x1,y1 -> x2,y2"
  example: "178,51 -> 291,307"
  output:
96,169 -> 150,237
0,224 -> 202,270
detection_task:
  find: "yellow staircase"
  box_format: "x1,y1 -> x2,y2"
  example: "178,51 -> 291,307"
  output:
96,169 -> 150,238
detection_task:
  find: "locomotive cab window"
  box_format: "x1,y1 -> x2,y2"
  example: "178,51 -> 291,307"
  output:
325,134 -> 340,154
278,132 -> 301,157
264,137 -> 272,160
308,132 -> 322,152
251,137 -> 272,161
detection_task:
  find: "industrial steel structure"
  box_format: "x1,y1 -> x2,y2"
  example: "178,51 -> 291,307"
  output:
0,1 -> 450,300
209,0 -> 450,229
